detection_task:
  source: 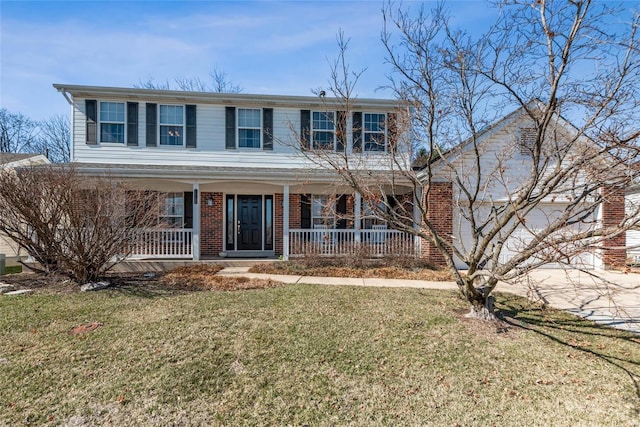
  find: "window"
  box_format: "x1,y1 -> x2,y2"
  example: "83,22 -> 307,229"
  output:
99,102 -> 125,143
159,105 -> 184,146
312,111 -> 335,149
364,113 -> 386,152
363,200 -> 387,229
159,192 -> 184,227
226,195 -> 235,251
312,195 -> 335,227
238,108 -> 261,148
265,196 -> 273,250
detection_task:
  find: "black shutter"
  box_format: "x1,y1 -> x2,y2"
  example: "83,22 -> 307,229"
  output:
336,111 -> 346,152
186,105 -> 197,148
85,100 -> 97,145
352,112 -> 362,152
263,108 -> 273,150
184,191 -> 193,228
146,103 -> 157,147
300,110 -> 311,150
388,112 -> 397,153
301,194 -> 311,229
336,194 -> 347,229
225,106 -> 236,149
126,102 -> 138,146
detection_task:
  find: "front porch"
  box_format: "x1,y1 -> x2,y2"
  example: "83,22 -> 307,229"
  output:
127,227 -> 421,259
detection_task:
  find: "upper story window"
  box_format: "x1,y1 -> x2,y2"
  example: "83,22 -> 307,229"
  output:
159,105 -> 184,146
238,108 -> 261,148
364,113 -> 386,152
99,102 -> 125,143
312,112 -> 335,150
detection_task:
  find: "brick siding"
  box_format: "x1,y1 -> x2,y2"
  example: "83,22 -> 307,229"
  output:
421,182 -> 453,266
201,192 -> 223,257
601,185 -> 626,269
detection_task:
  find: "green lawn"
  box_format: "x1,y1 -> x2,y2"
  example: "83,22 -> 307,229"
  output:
1,265 -> 22,275
1,283 -> 638,426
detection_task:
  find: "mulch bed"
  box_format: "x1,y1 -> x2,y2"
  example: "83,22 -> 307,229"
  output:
0,265 -> 283,295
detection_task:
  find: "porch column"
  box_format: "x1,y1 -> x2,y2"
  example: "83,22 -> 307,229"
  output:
413,187 -> 423,256
192,183 -> 200,261
283,184 -> 290,260
354,192 -> 362,242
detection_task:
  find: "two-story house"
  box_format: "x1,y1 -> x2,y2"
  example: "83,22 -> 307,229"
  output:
54,84 -> 418,262
54,84 -> 628,270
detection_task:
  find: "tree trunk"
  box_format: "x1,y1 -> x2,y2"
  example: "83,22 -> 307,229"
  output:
464,286 -> 496,320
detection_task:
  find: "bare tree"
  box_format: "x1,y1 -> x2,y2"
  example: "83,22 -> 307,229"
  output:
134,68 -> 243,93
0,108 -> 39,153
134,77 -> 171,90
37,114 -> 70,163
0,165 -> 160,283
289,0 -> 640,318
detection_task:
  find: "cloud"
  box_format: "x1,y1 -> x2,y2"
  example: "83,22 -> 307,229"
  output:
0,1 -> 393,120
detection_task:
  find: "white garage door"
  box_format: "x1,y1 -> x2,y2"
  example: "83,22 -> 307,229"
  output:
453,203 -> 595,270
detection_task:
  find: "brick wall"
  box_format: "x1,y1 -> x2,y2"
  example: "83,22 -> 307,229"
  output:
201,192 -> 223,257
274,193 -> 303,256
421,182 -> 453,266
601,185 -> 626,269
290,194 -> 302,229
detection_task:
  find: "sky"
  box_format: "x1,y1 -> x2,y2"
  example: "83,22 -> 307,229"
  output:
0,0 -> 498,121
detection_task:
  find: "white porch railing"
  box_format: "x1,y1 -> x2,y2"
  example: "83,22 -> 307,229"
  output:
128,228 -> 193,258
289,229 -> 419,257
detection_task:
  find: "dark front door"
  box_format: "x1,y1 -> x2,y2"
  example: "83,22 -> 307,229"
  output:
237,195 -> 262,250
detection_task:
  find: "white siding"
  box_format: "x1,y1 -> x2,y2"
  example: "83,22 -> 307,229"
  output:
71,97 -> 403,170
0,233 -> 20,259
626,192 -> 640,261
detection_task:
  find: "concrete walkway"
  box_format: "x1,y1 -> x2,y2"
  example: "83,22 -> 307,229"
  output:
218,267 -> 640,334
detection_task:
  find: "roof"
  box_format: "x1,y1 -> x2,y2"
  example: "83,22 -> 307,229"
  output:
53,84 -> 403,111
0,153 -> 49,166
49,162 -> 413,187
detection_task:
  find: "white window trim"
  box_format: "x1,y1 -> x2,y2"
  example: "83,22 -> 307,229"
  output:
312,111 -> 336,150
158,104 -> 186,147
237,108 -> 262,150
363,112 -> 387,153
98,101 -> 126,145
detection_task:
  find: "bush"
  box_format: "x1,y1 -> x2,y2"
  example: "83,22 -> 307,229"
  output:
0,165 -> 160,283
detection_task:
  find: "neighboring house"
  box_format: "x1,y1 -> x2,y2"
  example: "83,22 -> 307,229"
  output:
53,84 -> 627,269
0,153 -> 50,265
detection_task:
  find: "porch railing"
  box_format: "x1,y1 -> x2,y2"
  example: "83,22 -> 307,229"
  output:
128,228 -> 193,258
289,229 -> 419,257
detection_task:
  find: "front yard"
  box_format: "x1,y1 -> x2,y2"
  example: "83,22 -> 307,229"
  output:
0,278 -> 638,426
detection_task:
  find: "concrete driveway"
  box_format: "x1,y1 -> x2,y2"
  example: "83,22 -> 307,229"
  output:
504,269 -> 640,333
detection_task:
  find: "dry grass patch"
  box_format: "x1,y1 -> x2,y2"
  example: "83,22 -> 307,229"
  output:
250,257 -> 454,281
1,284 -> 638,426
161,264 -> 283,291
